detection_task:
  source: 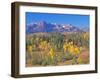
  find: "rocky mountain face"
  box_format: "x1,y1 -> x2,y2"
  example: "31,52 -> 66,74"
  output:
26,21 -> 86,34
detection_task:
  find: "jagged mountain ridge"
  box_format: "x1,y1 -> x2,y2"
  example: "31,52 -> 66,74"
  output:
26,21 -> 86,34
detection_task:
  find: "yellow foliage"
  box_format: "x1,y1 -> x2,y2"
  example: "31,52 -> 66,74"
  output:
63,42 -> 68,52
77,57 -> 82,64
68,45 -> 74,53
71,46 -> 80,55
66,60 -> 72,65
28,45 -> 33,53
79,47 -> 83,51
63,41 -> 80,55
49,48 -> 55,59
39,41 -> 48,50
69,41 -> 73,45
74,46 -> 80,54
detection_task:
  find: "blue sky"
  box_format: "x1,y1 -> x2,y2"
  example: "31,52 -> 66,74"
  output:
26,12 -> 89,28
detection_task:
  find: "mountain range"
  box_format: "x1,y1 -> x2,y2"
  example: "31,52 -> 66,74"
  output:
26,21 -> 89,34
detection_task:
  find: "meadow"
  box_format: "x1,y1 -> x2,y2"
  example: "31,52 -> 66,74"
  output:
26,32 -> 89,67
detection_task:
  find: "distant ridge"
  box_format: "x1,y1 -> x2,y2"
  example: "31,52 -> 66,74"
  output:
26,21 -> 88,34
